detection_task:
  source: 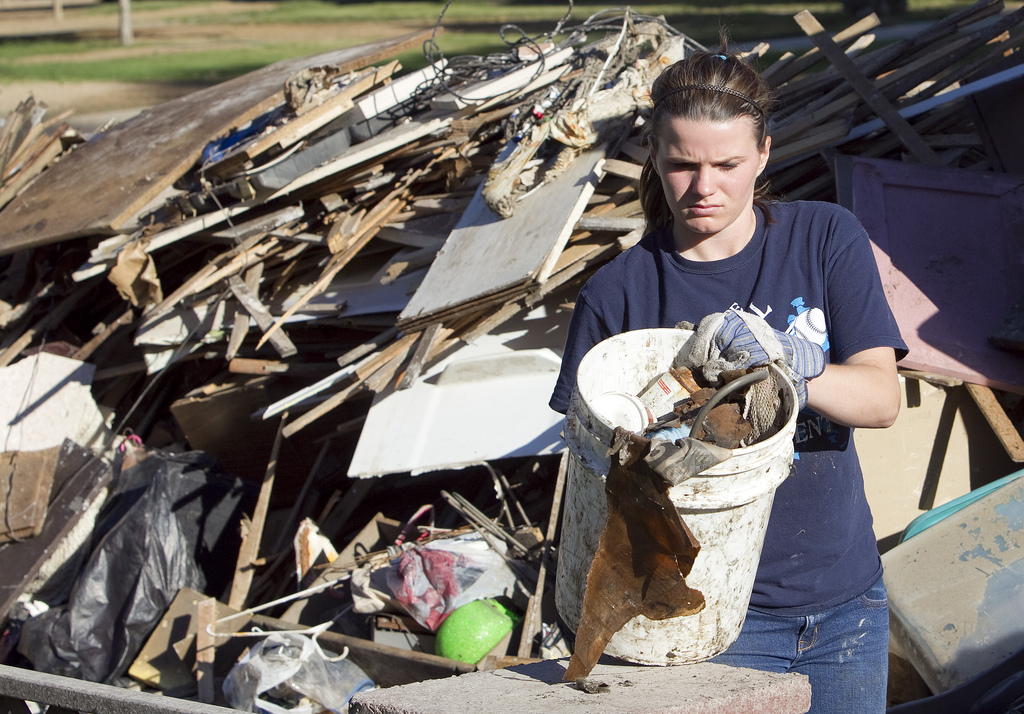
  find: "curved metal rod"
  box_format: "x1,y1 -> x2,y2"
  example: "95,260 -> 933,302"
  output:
692,369 -> 770,439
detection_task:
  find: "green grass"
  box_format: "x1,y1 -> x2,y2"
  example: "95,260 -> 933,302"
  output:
0,0 -> 983,85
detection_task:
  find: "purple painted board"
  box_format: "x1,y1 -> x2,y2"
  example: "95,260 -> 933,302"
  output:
847,156 -> 1024,394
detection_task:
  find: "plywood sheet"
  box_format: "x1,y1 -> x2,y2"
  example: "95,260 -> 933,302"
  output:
844,156 -> 1024,394
0,30 -> 430,256
398,149 -> 604,325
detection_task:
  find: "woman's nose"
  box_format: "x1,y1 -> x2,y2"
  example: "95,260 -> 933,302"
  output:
692,167 -> 714,196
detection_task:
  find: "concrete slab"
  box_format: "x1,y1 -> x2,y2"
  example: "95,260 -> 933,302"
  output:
350,659 -> 810,714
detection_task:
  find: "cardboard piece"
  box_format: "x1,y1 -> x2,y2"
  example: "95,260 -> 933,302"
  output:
856,375 -> 1019,549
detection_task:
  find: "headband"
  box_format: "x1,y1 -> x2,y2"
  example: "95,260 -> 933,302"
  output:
654,84 -> 766,123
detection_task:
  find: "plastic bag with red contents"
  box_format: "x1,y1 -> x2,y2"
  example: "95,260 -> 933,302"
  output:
384,534 -> 517,631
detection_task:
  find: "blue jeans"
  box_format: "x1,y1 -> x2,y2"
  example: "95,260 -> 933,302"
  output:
709,576 -> 889,714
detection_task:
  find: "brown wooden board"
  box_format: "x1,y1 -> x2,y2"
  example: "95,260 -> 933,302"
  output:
0,30 -> 431,256
0,447 -> 59,543
128,587 -> 250,694
0,441 -> 111,624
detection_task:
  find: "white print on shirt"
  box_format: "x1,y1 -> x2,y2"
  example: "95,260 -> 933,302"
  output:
786,298 -> 830,352
747,303 -> 773,320
795,414 -> 840,445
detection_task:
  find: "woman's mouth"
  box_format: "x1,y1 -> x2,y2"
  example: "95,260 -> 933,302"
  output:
687,204 -> 720,216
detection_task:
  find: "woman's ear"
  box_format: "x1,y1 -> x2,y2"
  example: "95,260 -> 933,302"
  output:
758,135 -> 772,174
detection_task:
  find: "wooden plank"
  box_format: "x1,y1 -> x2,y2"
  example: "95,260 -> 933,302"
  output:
766,13 -> 881,88
772,29 -> 981,147
227,274 -> 297,358
601,158 -> 642,181
138,234 -> 269,329
228,412 -> 287,611
794,10 -> 942,166
72,202 -> 259,283
771,118 -> 851,162
195,598 -> 217,704
0,97 -> 35,179
71,307 -> 135,362
210,205 -> 305,242
0,128 -> 65,211
398,148 -> 604,326
128,588 -> 244,692
0,281 -> 95,367
575,215 -> 644,233
0,30 -> 432,256
965,383 -> 1024,462
266,117 -> 450,201
0,447 -> 59,543
4,109 -> 72,173
282,332 -> 418,438
517,451 -> 567,658
225,263 -> 262,361
397,322 -> 442,390
336,325 -> 401,369
318,477 -> 377,542
257,185 -> 410,350
429,47 -> 574,112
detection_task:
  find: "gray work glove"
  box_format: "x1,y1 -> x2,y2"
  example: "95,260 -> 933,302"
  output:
686,309 -> 825,409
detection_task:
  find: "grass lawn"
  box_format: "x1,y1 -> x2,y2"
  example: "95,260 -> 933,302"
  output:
0,0 -> 986,86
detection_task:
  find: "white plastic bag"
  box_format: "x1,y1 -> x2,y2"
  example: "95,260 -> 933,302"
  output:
223,632 -> 373,713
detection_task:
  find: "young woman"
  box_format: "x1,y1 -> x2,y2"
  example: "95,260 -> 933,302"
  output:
548,47 -> 908,713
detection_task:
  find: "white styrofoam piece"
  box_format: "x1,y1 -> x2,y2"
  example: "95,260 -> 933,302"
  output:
0,353 -> 108,452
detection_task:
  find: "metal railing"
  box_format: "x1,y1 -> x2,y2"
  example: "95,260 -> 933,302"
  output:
0,664 -> 236,714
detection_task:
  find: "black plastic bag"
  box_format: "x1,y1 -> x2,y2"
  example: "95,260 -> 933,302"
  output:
19,450 -> 251,684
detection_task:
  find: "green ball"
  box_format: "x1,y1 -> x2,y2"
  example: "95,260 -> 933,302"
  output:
436,599 -> 518,664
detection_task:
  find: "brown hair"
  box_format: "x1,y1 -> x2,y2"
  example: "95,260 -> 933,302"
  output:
639,43 -> 775,233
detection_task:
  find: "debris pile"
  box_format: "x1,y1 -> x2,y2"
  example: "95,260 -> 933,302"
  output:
1,0 -> 1023,710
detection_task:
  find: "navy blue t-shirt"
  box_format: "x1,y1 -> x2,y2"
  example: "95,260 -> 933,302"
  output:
549,200 -> 908,615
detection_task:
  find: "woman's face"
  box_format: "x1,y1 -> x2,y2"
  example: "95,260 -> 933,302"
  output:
651,115 -> 770,251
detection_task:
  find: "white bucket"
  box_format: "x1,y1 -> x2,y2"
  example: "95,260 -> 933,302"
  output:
556,328 -> 798,665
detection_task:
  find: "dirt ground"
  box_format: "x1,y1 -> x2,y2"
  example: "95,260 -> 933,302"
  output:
0,1 -> 430,129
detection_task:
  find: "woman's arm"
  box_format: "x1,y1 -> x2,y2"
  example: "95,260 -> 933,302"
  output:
804,346 -> 900,429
